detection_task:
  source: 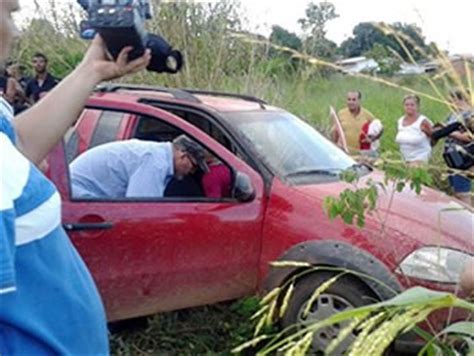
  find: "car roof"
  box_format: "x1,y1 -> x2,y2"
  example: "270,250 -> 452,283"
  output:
92,84 -> 281,114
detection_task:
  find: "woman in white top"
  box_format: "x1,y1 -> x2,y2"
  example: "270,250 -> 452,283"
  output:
395,94 -> 433,165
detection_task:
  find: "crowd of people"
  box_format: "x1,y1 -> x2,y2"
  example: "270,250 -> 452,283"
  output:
0,52 -> 58,115
331,90 -> 473,205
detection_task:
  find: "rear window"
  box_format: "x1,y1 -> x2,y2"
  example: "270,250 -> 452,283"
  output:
65,110 -> 125,163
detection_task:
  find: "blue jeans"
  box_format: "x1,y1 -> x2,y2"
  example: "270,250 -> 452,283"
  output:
448,174 -> 472,193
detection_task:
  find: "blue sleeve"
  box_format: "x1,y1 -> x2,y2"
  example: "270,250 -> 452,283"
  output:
0,114 -> 16,144
0,206 -> 16,294
126,154 -> 166,198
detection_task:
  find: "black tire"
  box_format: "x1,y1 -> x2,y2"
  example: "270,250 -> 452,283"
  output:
281,271 -> 378,355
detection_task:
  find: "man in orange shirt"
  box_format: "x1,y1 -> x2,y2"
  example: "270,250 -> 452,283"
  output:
331,91 -> 375,154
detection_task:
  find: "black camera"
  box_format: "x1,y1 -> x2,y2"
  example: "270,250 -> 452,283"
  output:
77,0 -> 183,74
432,121 -> 474,170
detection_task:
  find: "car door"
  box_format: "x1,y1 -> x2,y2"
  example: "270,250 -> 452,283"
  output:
49,98 -> 266,321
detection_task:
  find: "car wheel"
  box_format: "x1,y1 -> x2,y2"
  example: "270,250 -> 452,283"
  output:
281,271 -> 378,355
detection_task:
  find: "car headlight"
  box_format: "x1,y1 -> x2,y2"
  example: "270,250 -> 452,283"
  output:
397,247 -> 472,283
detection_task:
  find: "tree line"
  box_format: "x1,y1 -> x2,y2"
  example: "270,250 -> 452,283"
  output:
269,2 -> 437,65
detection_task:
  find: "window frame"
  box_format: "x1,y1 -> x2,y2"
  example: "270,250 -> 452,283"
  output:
66,107 -> 241,204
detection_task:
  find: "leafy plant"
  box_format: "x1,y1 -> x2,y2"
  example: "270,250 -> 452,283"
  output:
323,154 -> 433,229
233,269 -> 474,356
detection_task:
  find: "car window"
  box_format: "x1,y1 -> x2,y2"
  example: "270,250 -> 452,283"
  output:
65,109 -> 125,163
143,106 -> 235,153
134,115 -> 181,142
90,111 -> 124,148
67,113 -> 235,202
224,111 -> 361,184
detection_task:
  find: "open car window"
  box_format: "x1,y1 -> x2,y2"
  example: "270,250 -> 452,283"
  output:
66,111 -> 236,202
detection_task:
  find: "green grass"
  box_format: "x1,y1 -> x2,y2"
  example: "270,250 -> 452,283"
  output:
110,298 -> 260,355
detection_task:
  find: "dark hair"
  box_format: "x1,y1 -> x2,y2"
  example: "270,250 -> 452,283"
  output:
348,90 -> 362,99
33,53 -> 48,63
403,94 -> 420,105
450,89 -> 469,102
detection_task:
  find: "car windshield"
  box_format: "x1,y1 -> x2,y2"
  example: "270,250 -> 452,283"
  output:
225,110 -> 358,182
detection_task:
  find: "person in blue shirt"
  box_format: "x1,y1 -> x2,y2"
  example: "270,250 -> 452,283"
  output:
70,135 -> 209,199
0,0 -> 151,354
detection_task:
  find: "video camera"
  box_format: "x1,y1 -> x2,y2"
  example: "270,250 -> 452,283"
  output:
432,121 -> 474,170
77,0 -> 183,74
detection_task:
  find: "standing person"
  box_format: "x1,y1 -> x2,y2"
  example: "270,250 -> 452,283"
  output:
0,0 -> 151,354
444,90 -> 473,205
4,61 -> 29,114
395,94 -> 433,165
0,65 -> 17,104
6,61 -> 29,89
331,90 -> 375,154
25,53 -> 58,103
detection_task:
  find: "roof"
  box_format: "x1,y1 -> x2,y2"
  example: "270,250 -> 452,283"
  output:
93,84 -> 275,113
336,56 -> 370,65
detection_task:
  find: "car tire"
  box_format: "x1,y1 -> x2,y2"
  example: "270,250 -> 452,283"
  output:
280,271 -> 378,355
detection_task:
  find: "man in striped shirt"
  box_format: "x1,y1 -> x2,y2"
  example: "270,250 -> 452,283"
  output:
0,0 -> 151,353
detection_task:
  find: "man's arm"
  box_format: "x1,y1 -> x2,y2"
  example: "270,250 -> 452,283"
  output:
13,36 -> 150,165
449,131 -> 472,143
331,125 -> 339,143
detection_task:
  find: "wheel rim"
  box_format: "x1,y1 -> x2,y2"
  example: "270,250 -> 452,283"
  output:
297,293 -> 356,355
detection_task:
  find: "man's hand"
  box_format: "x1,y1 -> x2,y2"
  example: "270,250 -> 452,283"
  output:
14,35 -> 151,165
78,36 -> 151,84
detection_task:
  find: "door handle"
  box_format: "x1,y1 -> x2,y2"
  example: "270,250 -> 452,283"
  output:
63,222 -> 113,231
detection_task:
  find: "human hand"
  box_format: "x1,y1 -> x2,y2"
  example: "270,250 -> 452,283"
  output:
460,258 -> 474,296
78,35 -> 151,83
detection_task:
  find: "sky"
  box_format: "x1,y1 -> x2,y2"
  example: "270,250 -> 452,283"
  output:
16,0 -> 473,55
239,0 -> 473,55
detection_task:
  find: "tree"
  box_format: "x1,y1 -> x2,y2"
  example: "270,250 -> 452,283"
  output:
269,25 -> 302,51
298,2 -> 338,40
298,2 -> 339,59
365,43 -> 402,76
339,22 -> 433,61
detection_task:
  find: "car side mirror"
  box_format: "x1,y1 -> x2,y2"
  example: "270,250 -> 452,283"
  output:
232,171 -> 256,203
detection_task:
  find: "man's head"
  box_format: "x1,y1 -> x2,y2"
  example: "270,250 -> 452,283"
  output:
346,90 -> 362,113
0,0 -> 20,63
172,135 -> 209,178
32,53 -> 48,75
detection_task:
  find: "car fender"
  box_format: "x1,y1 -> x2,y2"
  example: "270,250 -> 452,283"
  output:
262,240 -> 402,301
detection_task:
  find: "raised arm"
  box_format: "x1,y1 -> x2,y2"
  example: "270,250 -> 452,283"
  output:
13,36 -> 151,165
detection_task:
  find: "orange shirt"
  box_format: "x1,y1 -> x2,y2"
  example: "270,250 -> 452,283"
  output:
337,107 -> 374,152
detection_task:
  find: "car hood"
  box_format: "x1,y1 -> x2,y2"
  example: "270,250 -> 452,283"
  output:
292,171 -> 473,253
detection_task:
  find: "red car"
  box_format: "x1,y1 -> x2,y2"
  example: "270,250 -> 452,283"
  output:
47,84 -> 472,353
